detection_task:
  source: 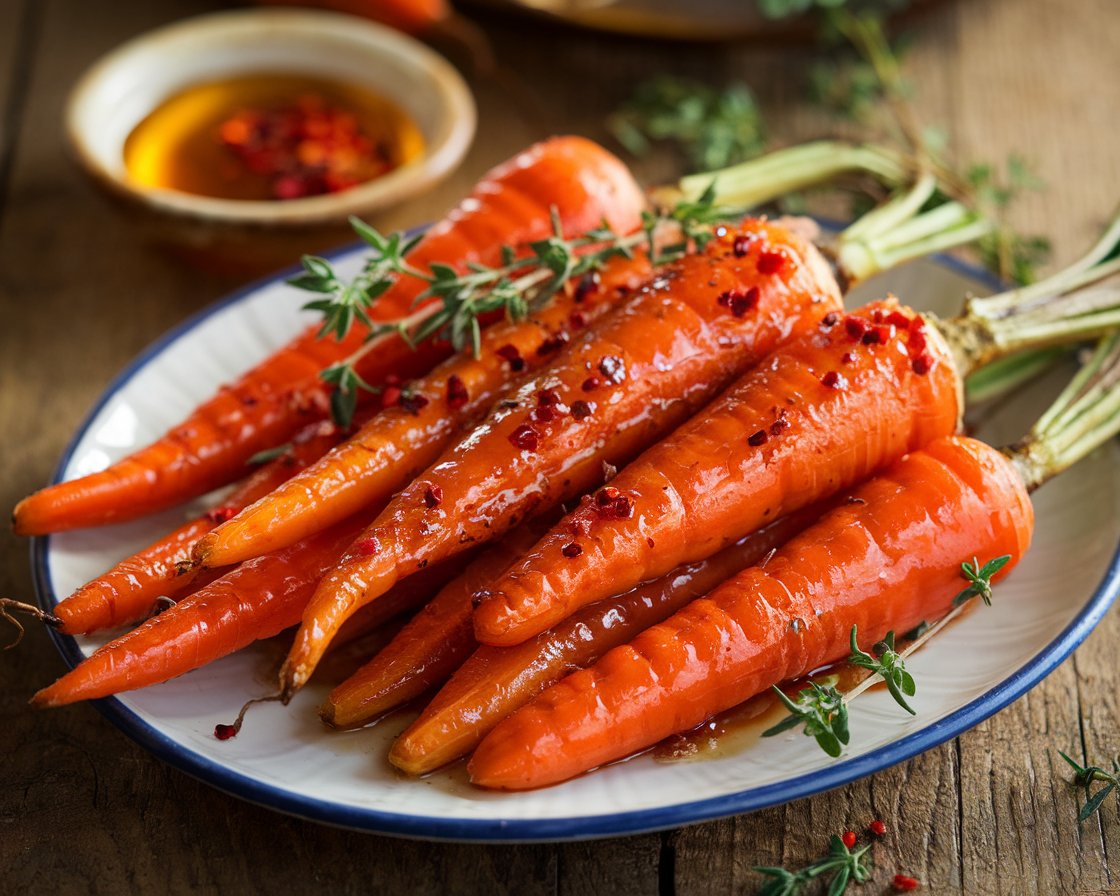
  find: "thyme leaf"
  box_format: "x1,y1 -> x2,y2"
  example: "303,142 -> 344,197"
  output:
952,554 -> 1011,607
753,834 -> 874,896
848,626 -> 916,715
763,681 -> 850,757
1058,750 -> 1120,823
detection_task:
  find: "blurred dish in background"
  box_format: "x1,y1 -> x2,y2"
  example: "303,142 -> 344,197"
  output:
66,8 -> 475,273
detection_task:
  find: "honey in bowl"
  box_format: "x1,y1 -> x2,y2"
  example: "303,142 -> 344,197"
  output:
123,73 -> 425,202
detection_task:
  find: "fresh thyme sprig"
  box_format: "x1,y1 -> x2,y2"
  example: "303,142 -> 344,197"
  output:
763,680 -> 850,758
847,627 -> 916,715
1057,750 -> 1120,823
289,193 -> 740,427
753,833 -> 874,896
952,555 -> 1011,607
765,552 -> 1012,757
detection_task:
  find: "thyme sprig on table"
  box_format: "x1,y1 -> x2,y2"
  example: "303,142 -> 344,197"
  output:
289,191 -> 738,427
764,552 -> 1011,757
753,833 -> 874,896
1057,750 -> 1120,823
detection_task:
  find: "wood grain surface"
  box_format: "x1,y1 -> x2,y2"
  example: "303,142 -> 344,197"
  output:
2,0 -> 1118,893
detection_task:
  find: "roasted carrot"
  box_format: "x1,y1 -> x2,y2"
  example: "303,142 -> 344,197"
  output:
13,136 -> 647,535
321,520 -> 555,728
389,506 -> 822,775
280,217 -> 843,696
33,514 -> 376,706
194,251 -> 654,568
468,435 -> 1034,789
53,418 -> 352,635
473,298 -> 962,646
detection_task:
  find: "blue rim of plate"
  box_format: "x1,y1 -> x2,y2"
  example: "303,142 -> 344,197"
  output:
30,237 -> 1120,842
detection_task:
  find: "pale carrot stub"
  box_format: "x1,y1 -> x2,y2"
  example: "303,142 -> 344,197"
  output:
280,218 -> 844,697
13,136 -> 647,535
467,435 -> 1033,790
389,506 -> 822,775
472,299 -> 962,647
194,251 -> 654,569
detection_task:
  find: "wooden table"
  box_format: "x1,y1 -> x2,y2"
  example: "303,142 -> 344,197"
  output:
3,1 -> 1118,892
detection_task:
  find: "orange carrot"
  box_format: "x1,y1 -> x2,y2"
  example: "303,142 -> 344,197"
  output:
321,519 -> 557,728
53,418 -> 351,635
468,435 -> 1034,789
281,217 -> 843,696
13,137 -> 647,535
32,514 -> 375,706
389,507 -> 822,774
194,251 -> 654,568
473,298 -> 961,647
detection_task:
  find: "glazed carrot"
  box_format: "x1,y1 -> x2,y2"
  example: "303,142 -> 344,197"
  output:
194,251 -> 654,568
32,514 -> 376,706
389,506 -> 822,774
321,519 -> 557,728
473,298 -> 962,646
13,136 -> 647,535
468,435 -> 1034,789
281,217 -> 843,696
53,418 -> 353,635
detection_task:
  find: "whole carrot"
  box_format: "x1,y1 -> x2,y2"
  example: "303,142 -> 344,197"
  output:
473,298 -> 961,645
13,136 -> 647,535
321,520 -> 554,729
280,217 -> 843,696
389,506 -> 822,775
194,251 -> 654,568
468,435 -> 1034,789
53,418 -> 351,635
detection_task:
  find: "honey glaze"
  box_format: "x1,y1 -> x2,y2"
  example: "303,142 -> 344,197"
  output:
124,73 -> 425,201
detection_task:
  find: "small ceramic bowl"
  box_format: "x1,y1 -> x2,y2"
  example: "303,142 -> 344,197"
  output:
66,8 -> 476,271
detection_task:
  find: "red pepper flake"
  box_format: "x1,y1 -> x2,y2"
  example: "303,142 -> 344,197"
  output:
561,542 -> 583,558
845,316 -> 868,341
205,506 -> 238,524
908,329 -> 928,354
569,310 -> 588,330
911,354 -> 932,375
582,376 -> 601,392
574,271 -> 600,302
732,234 -> 754,257
861,326 -> 887,346
821,371 -> 848,389
594,486 -> 634,520
769,417 -> 790,437
869,819 -> 887,836
509,423 -> 540,451
423,484 -> 443,509
887,310 -> 912,329
537,388 -> 563,406
537,332 -> 570,357
870,308 -> 887,324
598,355 -> 626,384
820,311 -> 840,330
214,723 -> 238,741
496,344 -> 526,373
718,286 -> 761,317
381,386 -> 402,408
892,874 -> 920,892
446,374 -> 469,410
400,392 -> 430,415
352,536 -> 381,557
531,405 -> 558,424
841,352 -> 856,364
756,250 -> 785,275
571,399 -> 593,420
841,830 -> 858,849
748,429 -> 768,447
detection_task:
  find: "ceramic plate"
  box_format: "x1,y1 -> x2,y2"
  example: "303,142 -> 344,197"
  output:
33,245 -> 1120,841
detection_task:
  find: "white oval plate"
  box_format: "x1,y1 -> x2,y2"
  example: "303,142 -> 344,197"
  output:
33,245 -> 1120,841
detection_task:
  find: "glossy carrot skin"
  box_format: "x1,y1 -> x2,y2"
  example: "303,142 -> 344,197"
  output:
390,507 -> 821,775
321,521 -> 552,728
13,136 -> 647,535
33,514 -> 376,707
53,419 -> 351,635
468,435 -> 1034,790
474,299 -> 962,647
284,218 -> 842,692
195,253 -> 654,568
